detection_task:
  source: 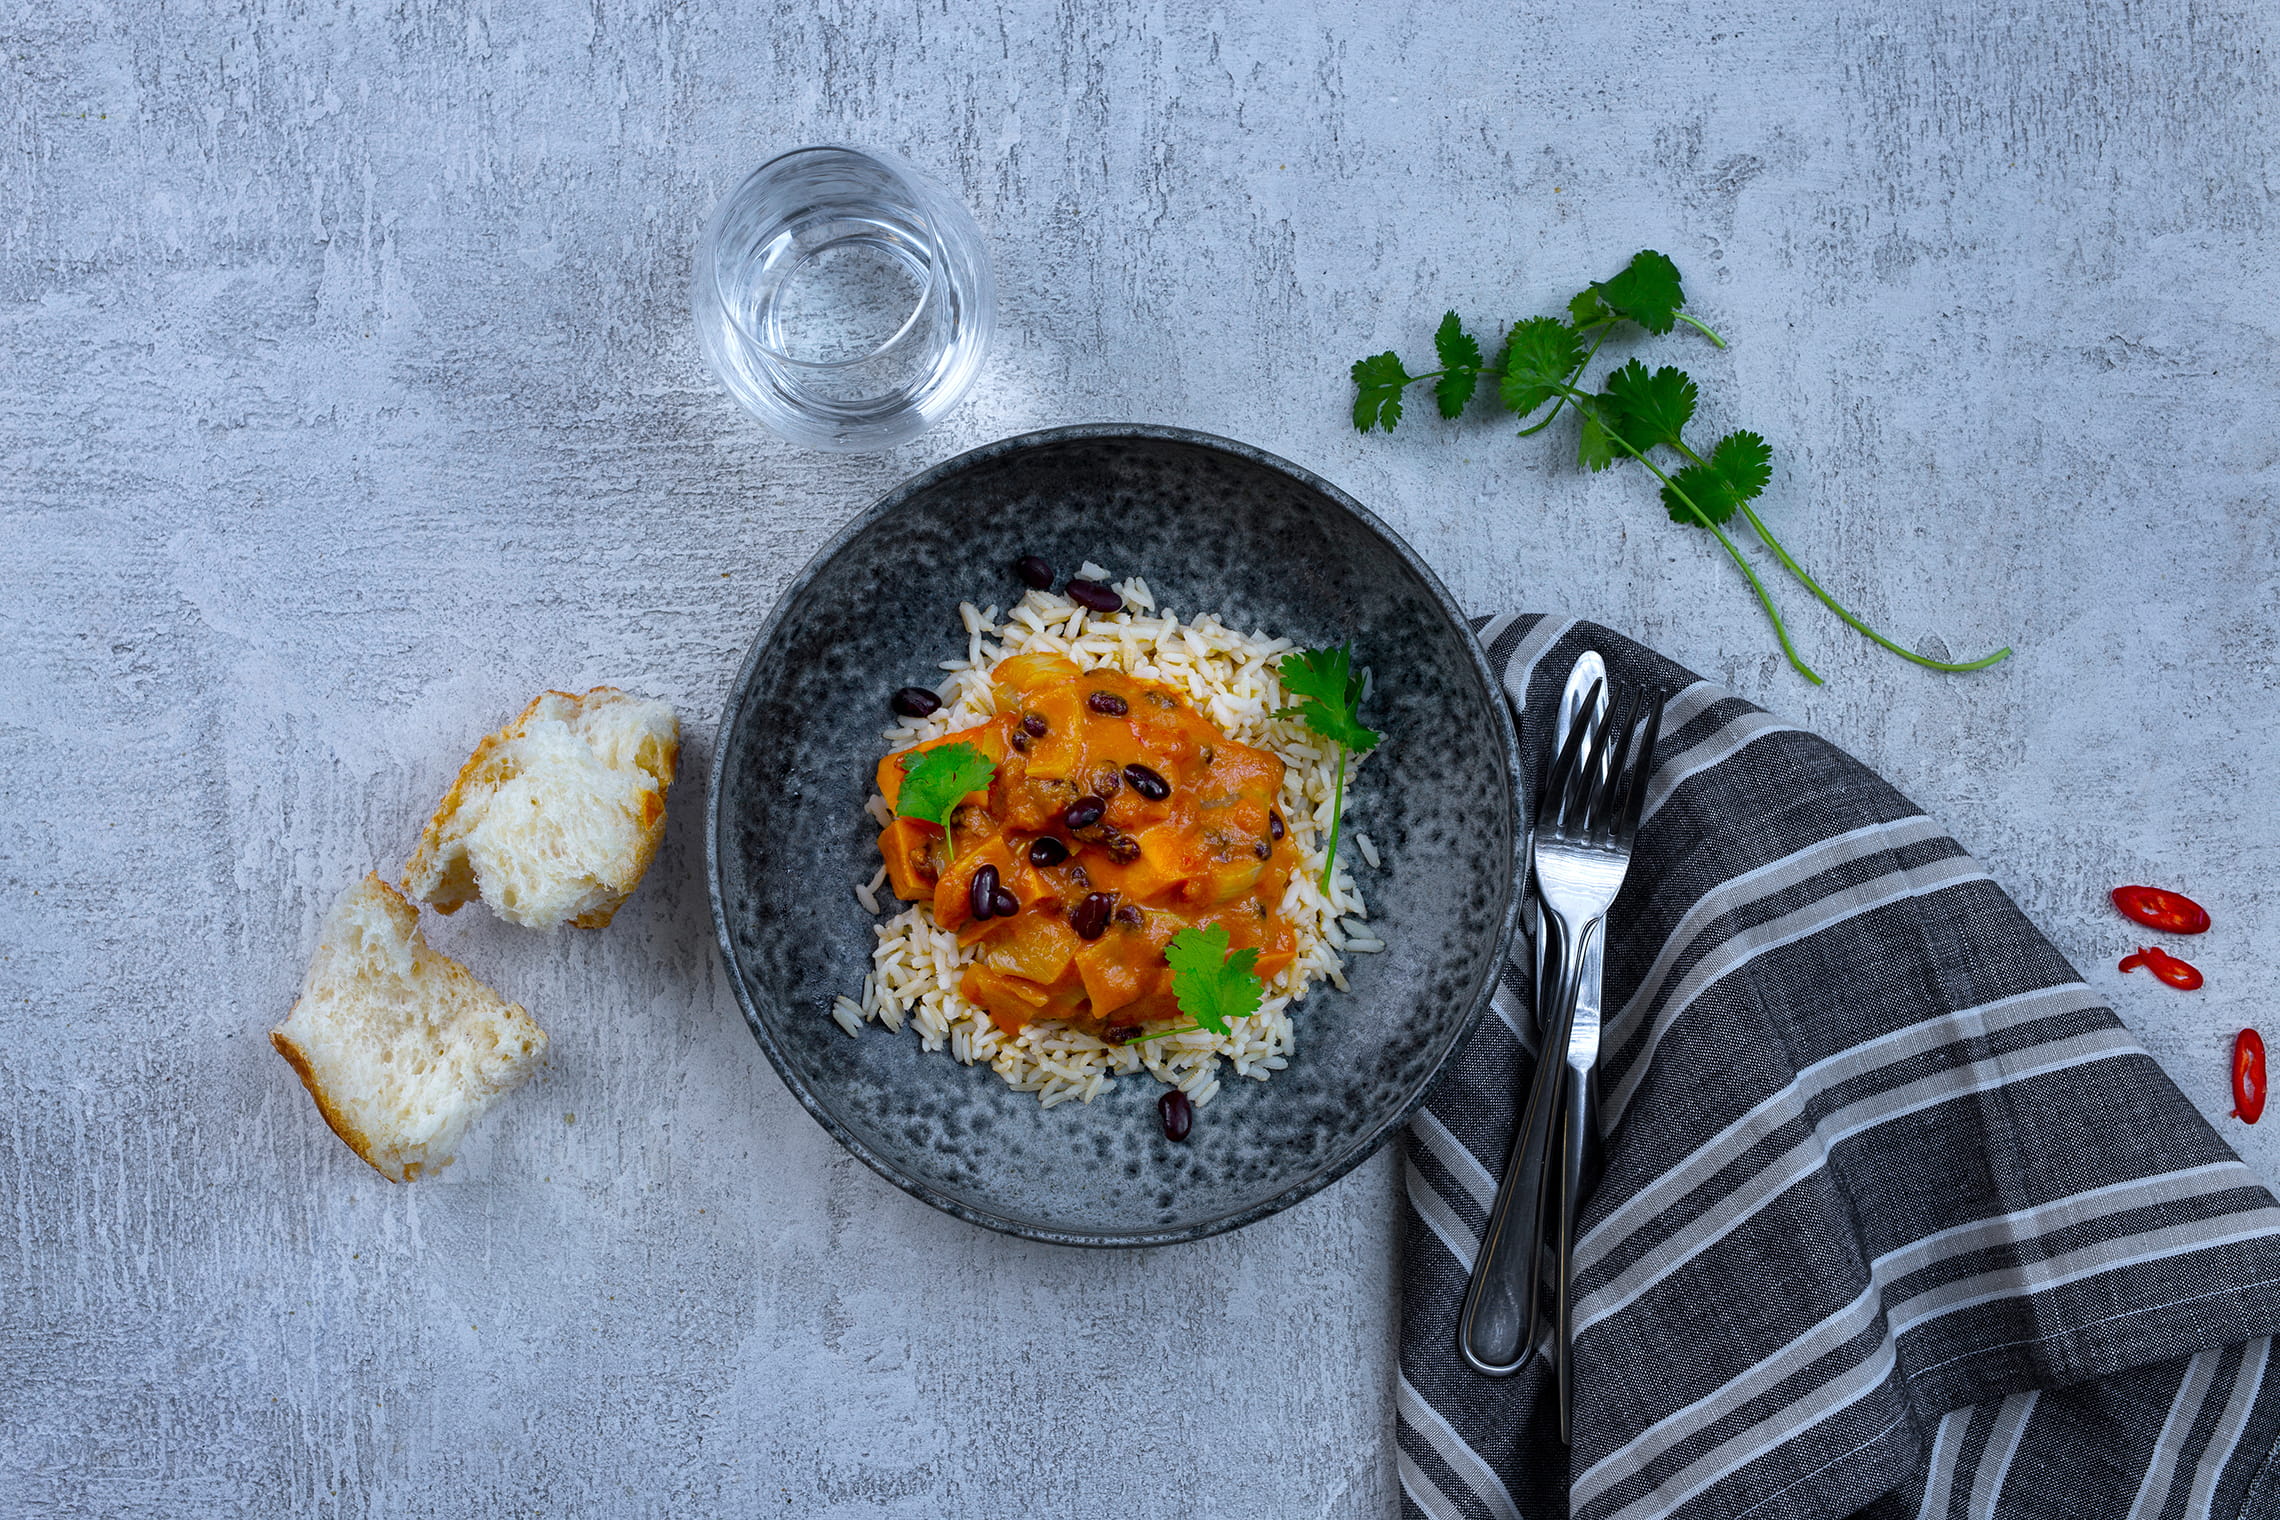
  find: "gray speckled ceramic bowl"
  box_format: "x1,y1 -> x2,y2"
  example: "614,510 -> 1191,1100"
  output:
708,426 -> 1521,1246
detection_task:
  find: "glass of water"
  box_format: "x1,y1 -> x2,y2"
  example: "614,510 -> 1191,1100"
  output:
692,145 -> 995,452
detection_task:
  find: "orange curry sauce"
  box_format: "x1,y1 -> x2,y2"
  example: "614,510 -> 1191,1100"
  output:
875,652 -> 1300,1040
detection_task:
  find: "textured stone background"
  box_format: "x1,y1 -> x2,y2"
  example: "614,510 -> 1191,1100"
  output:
4,1 -> 2275,1515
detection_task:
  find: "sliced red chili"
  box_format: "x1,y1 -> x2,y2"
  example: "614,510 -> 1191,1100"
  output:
2234,1030 -> 2266,1125
2111,885 -> 2211,935
2119,945 -> 2204,991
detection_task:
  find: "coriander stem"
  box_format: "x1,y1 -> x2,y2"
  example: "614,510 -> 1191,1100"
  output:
1733,503 -> 2013,673
1320,743 -> 1349,891
1126,1023 -> 1198,1045
1675,313 -> 1727,348
1572,392 -> 1824,684
1669,440 -> 2005,673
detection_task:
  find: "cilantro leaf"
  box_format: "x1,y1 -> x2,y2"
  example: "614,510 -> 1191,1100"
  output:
893,741 -> 996,827
1497,316 -> 1584,419
1600,359 -> 1698,451
1351,351 -> 1413,432
1658,463 -> 1737,526
1659,429 -> 1773,528
1164,924 -> 1263,1037
1435,371 -> 1479,419
1577,402 -> 1620,472
1273,645 -> 1382,754
1710,429 -> 1773,499
1568,288 -> 1611,329
1432,312 -> 1483,418
1585,249 -> 1685,334
1433,310 -> 1483,373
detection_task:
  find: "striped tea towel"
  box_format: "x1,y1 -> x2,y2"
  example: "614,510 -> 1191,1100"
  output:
1398,616 -> 2280,1520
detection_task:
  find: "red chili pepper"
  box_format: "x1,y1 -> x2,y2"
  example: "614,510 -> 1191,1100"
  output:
2118,945 -> 2204,990
2111,885 -> 2211,935
2234,1030 -> 2266,1124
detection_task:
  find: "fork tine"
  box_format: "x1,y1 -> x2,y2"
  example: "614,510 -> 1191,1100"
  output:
1613,687 -> 1667,845
1565,682 -> 1613,833
1542,678 -> 1602,832
1586,685 -> 1642,838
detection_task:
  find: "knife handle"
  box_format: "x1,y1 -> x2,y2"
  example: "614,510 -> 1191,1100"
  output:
1555,1041 -> 1593,1444
1459,912 -> 1584,1376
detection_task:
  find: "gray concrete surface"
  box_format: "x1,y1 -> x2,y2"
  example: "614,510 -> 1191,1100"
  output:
5,1 -> 2276,1514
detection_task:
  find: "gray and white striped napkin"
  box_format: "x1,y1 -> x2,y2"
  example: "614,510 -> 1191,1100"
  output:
1399,616 -> 2280,1520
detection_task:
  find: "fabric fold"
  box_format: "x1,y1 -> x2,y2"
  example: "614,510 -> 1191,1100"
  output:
1398,617 -> 2280,1520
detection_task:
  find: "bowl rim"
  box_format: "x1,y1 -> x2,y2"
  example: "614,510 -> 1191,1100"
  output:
705,422 -> 1523,1248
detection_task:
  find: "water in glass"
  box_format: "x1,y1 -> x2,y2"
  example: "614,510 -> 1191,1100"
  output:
693,146 -> 994,452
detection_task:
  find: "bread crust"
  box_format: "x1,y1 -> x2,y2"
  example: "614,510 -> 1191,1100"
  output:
403,694 -> 545,915
269,1025 -> 409,1182
403,686 -> 679,930
568,774 -> 673,928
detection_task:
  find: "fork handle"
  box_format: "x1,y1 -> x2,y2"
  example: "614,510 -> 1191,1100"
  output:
1458,914 -> 1587,1376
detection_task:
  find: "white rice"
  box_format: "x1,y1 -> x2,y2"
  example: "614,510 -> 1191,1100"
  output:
837,569 -> 1376,1107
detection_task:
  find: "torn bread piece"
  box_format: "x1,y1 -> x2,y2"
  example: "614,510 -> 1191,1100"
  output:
404,687 -> 680,932
271,873 -> 547,1183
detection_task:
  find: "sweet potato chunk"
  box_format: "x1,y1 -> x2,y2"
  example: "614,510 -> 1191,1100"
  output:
960,964 -> 1050,1034
991,652 -> 1083,696
982,908 -> 1082,987
877,818 -> 944,902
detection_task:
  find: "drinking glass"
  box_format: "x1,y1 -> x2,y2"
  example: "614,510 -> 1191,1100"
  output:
692,145 -> 995,452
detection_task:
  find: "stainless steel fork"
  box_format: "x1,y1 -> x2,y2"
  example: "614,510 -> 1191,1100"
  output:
1458,676 -> 1657,1380
1549,685 -> 1663,1442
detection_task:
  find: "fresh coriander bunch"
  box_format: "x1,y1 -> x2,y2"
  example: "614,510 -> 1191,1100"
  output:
1350,251 -> 2010,684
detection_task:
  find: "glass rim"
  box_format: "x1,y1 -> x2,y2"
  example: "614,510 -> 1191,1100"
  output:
705,143 -> 956,371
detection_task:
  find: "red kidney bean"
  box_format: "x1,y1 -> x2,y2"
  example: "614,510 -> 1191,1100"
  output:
1015,555 -> 1055,590
1269,812 -> 1285,841
1104,1023 -> 1141,1045
1092,767 -> 1122,797
1086,690 -> 1129,716
1027,836 -> 1070,868
890,686 -> 941,718
1123,763 -> 1170,801
1009,730 -> 1031,752
1021,712 -> 1048,737
1113,903 -> 1142,928
1063,796 -> 1106,830
992,888 -> 1020,918
969,865 -> 1000,922
1254,840 -> 1271,860
1066,579 -> 1121,613
1158,1088 -> 1193,1142
1070,892 -> 1114,940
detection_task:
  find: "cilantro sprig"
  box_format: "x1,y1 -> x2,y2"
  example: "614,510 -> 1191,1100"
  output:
1274,644 -> 1381,888
1164,924 -> 1263,1035
1132,924 -> 1265,1044
1348,250 -> 2011,684
893,742 -> 996,828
